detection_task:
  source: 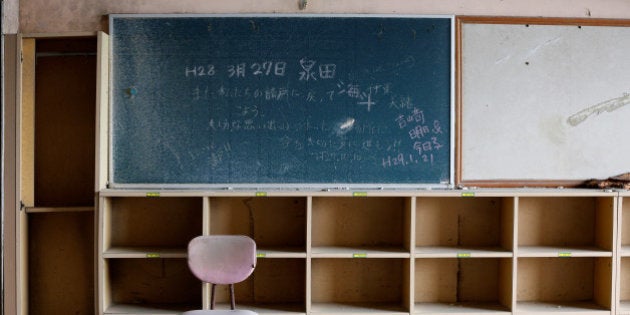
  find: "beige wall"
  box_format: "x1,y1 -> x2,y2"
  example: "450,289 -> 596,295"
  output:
16,0 -> 630,34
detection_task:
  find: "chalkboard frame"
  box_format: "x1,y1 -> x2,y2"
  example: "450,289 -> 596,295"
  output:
457,16 -> 630,187
108,14 -> 455,189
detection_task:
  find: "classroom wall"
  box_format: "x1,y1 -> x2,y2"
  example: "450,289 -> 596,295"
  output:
15,0 -> 630,34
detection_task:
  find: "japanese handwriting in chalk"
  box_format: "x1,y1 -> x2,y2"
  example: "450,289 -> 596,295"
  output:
382,105 -> 446,169
299,57 -> 337,81
185,59 -> 335,80
299,58 -> 318,81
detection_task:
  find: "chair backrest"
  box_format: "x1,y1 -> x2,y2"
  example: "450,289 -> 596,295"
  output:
187,235 -> 256,285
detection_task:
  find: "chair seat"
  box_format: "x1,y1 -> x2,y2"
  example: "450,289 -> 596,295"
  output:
182,310 -> 258,315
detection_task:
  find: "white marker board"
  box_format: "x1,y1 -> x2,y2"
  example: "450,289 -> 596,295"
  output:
460,18 -> 630,184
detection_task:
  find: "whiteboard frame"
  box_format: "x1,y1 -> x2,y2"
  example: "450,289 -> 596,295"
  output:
107,14 -> 456,190
456,16 -> 630,188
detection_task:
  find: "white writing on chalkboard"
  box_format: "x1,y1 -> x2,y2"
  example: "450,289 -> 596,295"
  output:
382,106 -> 445,169
298,58 -> 337,81
185,58 -> 338,81
185,62 -> 288,78
190,82 -> 391,109
183,57 -> 444,171
190,83 -> 392,114
185,65 -> 216,77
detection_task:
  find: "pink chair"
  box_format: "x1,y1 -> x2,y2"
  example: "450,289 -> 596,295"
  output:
183,235 -> 257,315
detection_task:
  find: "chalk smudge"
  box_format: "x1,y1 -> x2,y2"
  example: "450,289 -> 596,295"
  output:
567,93 -> 630,126
337,118 -> 355,135
524,37 -> 562,59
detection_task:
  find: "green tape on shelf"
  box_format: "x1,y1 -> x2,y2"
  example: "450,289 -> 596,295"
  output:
146,192 -> 160,197
353,253 -> 368,258
457,252 -> 472,258
146,253 -> 160,258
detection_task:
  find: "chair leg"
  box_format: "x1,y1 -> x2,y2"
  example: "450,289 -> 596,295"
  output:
211,283 -> 216,310
230,284 -> 236,310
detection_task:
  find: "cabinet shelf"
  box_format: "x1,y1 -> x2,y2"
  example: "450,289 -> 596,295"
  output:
619,257 -> 630,312
414,302 -> 510,314
618,301 -> 630,314
103,258 -> 200,313
220,303 -> 306,314
517,246 -> 612,258
256,246 -> 307,258
517,197 -> 614,252
25,206 -> 93,213
102,197 -> 203,251
415,197 -> 514,253
105,303 -> 194,314
515,301 -> 609,314
209,197 -> 307,253
311,197 -> 411,252
312,258 -> 407,312
310,302 -> 407,314
311,246 -> 410,258
103,246 -> 187,259
415,246 -> 512,258
517,257 -> 612,313
414,258 -> 512,313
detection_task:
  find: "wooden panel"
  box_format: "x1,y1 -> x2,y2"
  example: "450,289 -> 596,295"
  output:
311,197 -> 405,248
209,197 -> 307,251
517,257 -> 594,302
107,258 -> 200,309
20,38 -> 35,207
107,197 -> 202,248
211,258 -> 306,311
4,33 -> 20,315
415,258 -> 510,304
595,197 -> 615,251
416,197 -> 507,248
620,258 -> 630,302
518,197 -> 596,247
34,52 -> 96,206
28,212 -> 94,314
500,198 -> 516,251
253,259 -> 306,304
593,257 -> 612,309
96,31 -> 109,191
499,257 -> 514,310
623,199 -> 630,247
311,258 -> 404,304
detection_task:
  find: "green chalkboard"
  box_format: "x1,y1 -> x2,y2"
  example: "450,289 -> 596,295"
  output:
110,15 -> 453,187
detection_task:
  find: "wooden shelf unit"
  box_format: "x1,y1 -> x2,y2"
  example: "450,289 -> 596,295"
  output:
94,189 -> 624,315
18,35 -> 98,315
617,192 -> 630,315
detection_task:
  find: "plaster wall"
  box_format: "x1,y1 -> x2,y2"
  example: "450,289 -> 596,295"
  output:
16,0 -> 630,34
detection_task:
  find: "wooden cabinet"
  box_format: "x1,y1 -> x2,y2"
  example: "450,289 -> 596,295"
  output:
95,190 -> 622,315
17,35 -> 97,315
414,195 -> 514,313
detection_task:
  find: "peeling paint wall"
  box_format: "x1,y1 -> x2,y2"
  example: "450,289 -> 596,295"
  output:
17,0 -> 630,34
